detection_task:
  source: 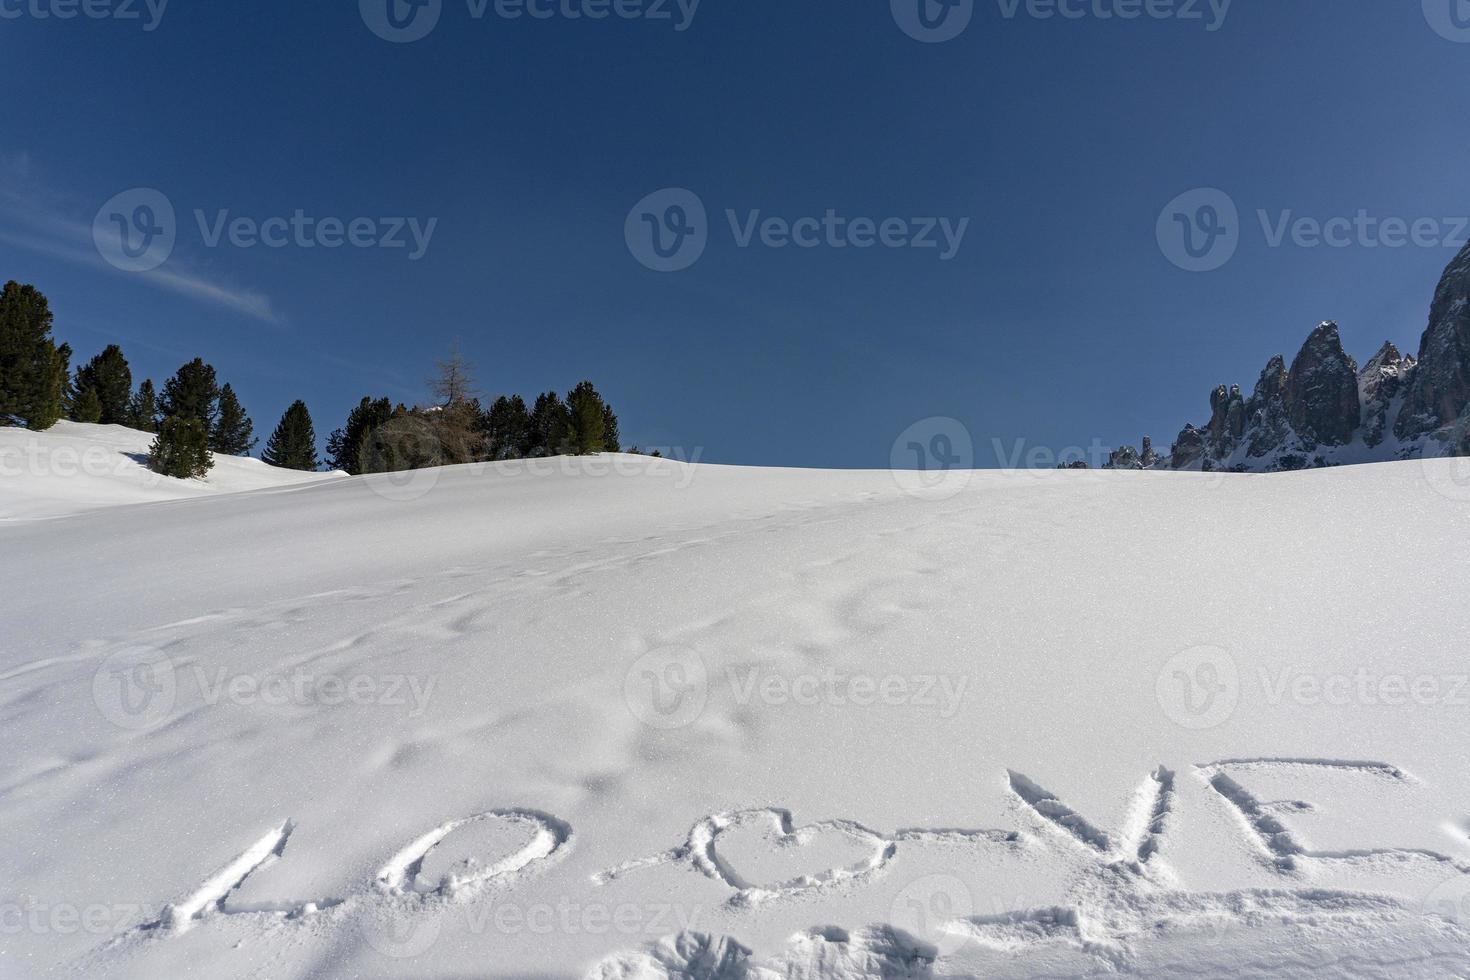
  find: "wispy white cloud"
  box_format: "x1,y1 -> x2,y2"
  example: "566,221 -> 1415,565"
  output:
0,158 -> 280,324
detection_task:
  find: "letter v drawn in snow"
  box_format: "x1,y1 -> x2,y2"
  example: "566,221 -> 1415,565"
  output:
1007,768 -> 1176,874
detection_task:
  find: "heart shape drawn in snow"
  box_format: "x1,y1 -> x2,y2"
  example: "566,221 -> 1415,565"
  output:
689,809 -> 895,902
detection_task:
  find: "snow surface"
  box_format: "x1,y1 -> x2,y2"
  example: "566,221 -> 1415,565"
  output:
4,427 -> 1470,978
0,421 -> 342,522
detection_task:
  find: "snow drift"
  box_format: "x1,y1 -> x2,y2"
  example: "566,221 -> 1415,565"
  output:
0,421 -> 341,522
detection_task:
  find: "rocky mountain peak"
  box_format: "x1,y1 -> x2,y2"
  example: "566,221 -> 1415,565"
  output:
1358,341 -> 1416,448
1283,321 -> 1360,449
1396,240 -> 1470,444
1100,241 -> 1470,472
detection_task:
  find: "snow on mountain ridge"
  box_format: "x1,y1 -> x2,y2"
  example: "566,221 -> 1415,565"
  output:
1108,240 -> 1470,472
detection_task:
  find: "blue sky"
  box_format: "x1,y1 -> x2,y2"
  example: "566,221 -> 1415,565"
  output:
2,0 -> 1469,467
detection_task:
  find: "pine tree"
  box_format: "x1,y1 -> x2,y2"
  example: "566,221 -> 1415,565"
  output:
358,412 -> 441,474
159,358 -> 220,426
483,395 -> 531,460
72,385 -> 103,423
261,401 -> 319,471
147,416 -> 214,479
327,396 -> 394,474
601,402 -> 621,453
210,384 -> 257,455
0,281 -> 65,429
54,343 -> 73,420
527,391 -> 571,457
128,380 -> 158,432
565,381 -> 608,455
73,344 -> 132,424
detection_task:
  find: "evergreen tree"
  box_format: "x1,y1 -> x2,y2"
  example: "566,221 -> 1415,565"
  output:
73,344 -> 132,424
327,396 -> 394,474
261,400 -> 319,471
159,358 -> 220,426
601,402 -> 621,453
128,379 -> 158,433
483,395 -> 531,460
72,385 -> 103,423
527,391 -> 571,457
147,416 -> 214,479
0,281 -> 65,429
565,381 -> 608,455
210,384 -> 257,455
54,343 -> 73,420
358,412 -> 441,474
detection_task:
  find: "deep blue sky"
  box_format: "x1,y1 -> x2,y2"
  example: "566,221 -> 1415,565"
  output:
3,0 -> 1469,467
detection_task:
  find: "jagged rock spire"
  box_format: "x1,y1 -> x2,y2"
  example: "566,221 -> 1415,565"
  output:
1396,240 -> 1470,442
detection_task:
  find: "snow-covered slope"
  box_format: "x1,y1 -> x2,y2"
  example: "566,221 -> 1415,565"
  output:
4,430 -> 1470,979
0,421 -> 342,522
